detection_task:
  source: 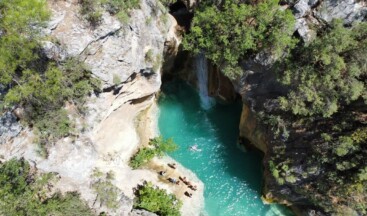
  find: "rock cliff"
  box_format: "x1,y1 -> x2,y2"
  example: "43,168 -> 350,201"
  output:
236,0 -> 367,215
168,0 -> 366,215
0,0 -> 203,215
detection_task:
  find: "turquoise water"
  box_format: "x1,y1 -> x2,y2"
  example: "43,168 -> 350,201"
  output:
158,80 -> 293,216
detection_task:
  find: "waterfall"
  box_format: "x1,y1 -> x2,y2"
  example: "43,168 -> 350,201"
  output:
195,54 -> 216,110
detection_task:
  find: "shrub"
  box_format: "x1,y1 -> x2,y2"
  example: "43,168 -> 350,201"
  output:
129,136 -> 178,169
101,0 -> 140,14
129,148 -> 157,169
90,168 -> 121,209
134,181 -> 182,216
151,136 -> 178,156
3,56 -> 100,147
101,0 -> 140,23
34,108 -> 73,141
145,49 -> 154,63
79,0 -> 103,26
113,73 -> 121,85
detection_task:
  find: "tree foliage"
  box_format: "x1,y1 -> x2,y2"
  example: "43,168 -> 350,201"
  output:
129,136 -> 178,169
0,0 -> 100,150
0,0 -> 49,85
278,20 -> 367,117
183,0 -> 297,78
134,181 -> 182,216
0,158 -> 94,216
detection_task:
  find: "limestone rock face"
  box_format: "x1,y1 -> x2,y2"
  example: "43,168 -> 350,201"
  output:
41,41 -> 67,61
0,112 -> 22,144
129,209 -> 158,216
293,0 -> 312,18
295,18 -> 316,43
239,104 -> 267,153
207,64 -> 237,102
45,0 -> 172,87
314,0 -> 367,24
0,0 -> 189,215
294,0 -> 366,42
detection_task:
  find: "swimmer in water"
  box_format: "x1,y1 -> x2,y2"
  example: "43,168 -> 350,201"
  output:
189,144 -> 201,152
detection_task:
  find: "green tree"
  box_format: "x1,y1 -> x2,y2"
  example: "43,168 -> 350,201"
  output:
134,181 -> 182,216
150,136 -> 178,156
129,136 -> 178,169
183,0 -> 296,79
278,20 -> 367,117
0,0 -> 49,85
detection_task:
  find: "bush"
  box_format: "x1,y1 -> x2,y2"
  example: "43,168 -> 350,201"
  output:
34,109 -> 73,141
90,168 -> 121,209
3,60 -> 100,149
79,0 -> 141,24
134,181 -> 182,216
145,49 -> 154,63
79,0 -> 103,26
101,0 -> 140,14
113,73 -> 121,85
130,148 -> 157,169
0,158 -> 94,216
129,136 -> 178,169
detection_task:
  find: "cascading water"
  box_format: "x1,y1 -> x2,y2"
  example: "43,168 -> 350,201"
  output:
195,54 -> 216,110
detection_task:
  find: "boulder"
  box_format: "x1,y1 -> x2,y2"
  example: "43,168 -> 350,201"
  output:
294,0 -> 311,18
314,0 -> 367,24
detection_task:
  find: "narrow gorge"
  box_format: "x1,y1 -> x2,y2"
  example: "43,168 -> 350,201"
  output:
0,0 -> 366,216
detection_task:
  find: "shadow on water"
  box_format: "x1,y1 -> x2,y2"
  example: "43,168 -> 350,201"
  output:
206,102 -> 264,194
160,79 -> 263,193
159,79 -> 294,216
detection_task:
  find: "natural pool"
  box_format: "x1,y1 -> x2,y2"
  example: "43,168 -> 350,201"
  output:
158,80 -> 293,216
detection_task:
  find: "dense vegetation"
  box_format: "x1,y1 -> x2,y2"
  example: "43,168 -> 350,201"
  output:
0,0 -> 100,154
183,0 -> 297,79
0,0 -> 49,87
255,19 -> 367,215
134,181 -> 182,216
278,20 -> 367,117
0,158 -> 94,216
130,136 -> 178,169
181,0 -> 367,214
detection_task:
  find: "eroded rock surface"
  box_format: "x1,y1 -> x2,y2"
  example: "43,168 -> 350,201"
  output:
46,0 -> 171,87
0,0 -> 203,215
